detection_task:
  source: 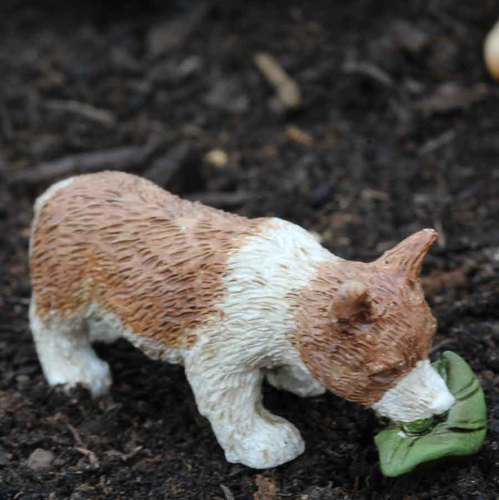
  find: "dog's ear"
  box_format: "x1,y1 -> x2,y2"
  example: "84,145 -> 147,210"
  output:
329,281 -> 370,323
376,229 -> 438,282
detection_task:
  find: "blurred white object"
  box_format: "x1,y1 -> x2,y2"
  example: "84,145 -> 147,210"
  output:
484,20 -> 499,80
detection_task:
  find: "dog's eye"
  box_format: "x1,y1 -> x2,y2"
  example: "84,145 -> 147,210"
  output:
369,364 -> 405,384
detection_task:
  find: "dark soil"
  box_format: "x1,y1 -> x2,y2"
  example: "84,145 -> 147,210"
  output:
1,1 -> 498,498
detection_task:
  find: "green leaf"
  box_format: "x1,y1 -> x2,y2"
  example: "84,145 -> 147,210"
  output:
375,351 -> 487,477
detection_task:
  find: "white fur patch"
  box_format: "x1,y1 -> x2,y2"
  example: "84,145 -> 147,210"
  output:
371,359 -> 455,422
218,218 -> 336,367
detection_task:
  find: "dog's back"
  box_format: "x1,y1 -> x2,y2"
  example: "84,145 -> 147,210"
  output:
30,171 -> 264,349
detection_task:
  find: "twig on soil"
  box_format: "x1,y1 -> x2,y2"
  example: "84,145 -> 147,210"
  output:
45,100 -> 116,128
421,265 -> 472,296
10,143 -> 158,186
286,125 -> 314,146
342,60 -> 394,87
415,82 -> 488,116
418,130 -> 456,156
188,191 -> 256,208
143,143 -> 190,186
75,447 -> 100,468
254,52 -> 302,110
220,484 -> 235,500
67,423 -> 85,447
105,446 -> 143,462
67,424 -> 100,467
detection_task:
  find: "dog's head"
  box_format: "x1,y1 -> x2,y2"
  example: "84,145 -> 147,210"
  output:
296,229 -> 455,421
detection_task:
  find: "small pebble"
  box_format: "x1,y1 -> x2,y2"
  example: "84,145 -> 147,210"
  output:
205,149 -> 228,168
27,448 -> 55,471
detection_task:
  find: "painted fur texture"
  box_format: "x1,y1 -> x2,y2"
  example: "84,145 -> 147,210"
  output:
30,171 -> 455,469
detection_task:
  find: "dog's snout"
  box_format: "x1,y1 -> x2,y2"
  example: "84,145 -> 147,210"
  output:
430,391 -> 455,415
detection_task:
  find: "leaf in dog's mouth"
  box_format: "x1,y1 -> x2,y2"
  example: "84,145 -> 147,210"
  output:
375,351 -> 487,477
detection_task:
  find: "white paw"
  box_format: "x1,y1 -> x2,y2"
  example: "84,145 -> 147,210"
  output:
83,358 -> 112,397
46,356 -> 112,398
224,416 -> 305,469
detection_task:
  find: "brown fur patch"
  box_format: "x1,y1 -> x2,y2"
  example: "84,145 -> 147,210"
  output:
30,171 -> 265,348
290,232 -> 438,407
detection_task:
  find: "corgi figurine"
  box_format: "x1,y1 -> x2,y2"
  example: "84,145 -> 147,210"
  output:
29,171 -> 455,469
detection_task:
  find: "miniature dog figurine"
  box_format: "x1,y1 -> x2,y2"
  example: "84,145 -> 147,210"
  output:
29,171 -> 455,468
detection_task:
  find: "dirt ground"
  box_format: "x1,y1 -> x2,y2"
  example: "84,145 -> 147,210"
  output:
0,0 -> 498,498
